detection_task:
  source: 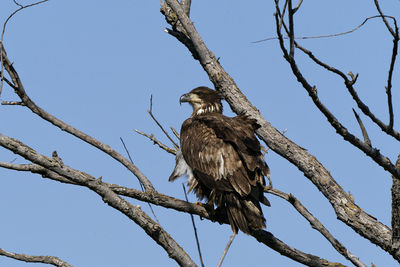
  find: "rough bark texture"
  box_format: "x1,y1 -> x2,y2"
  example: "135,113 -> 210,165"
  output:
392,155 -> 400,256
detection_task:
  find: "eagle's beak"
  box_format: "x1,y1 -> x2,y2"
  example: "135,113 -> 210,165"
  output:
179,93 -> 191,105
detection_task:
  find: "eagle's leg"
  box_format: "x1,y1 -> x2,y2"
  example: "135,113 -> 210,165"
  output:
195,201 -> 218,221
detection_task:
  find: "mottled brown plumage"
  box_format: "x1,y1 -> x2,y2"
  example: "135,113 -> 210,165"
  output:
170,86 -> 270,234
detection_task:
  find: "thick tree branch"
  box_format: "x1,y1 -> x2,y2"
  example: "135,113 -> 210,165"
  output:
0,248 -> 72,267
0,45 -> 155,192
0,134 -> 197,267
252,231 -> 345,267
162,0 -> 395,260
392,154 -> 400,256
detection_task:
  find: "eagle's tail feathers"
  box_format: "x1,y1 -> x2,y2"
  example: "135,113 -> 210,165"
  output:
225,193 -> 266,235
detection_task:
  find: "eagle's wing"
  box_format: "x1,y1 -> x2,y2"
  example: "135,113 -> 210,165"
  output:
180,114 -> 269,200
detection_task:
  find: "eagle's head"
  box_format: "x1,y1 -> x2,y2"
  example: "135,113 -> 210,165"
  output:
180,87 -> 223,116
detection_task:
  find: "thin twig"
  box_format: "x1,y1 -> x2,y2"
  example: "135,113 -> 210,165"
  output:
292,0 -> 303,14
148,95 -> 179,149
13,0 -> 23,8
134,129 -> 176,155
216,232 -> 236,267
253,15 -> 397,43
374,0 -> 396,38
288,0 -> 295,58
0,248 -> 72,267
1,100 -> 25,106
0,0 -> 49,96
120,137 -> 161,225
383,20 -> 398,130
182,183 -> 205,267
372,1 -> 400,130
278,0 -> 289,33
352,108 -> 372,147
170,126 -> 180,140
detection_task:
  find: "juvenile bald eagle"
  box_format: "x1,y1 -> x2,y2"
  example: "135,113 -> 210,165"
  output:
170,86 -> 270,234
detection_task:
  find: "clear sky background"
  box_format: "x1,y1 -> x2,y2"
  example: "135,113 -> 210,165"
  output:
0,1 -> 399,266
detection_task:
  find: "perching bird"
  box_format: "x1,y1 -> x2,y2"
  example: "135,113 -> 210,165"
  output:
170,86 -> 271,234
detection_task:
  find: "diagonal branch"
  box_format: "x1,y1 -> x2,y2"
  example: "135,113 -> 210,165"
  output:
373,0 -> 396,38
0,134 -> 197,267
148,95 -> 179,149
0,0 -> 49,97
180,0 -> 191,16
0,44 -> 155,192
0,248 -> 72,267
266,187 -> 366,267
352,109 -> 372,147
162,0 -> 395,261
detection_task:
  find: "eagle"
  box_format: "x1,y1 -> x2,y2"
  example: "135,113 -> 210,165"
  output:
170,86 -> 271,234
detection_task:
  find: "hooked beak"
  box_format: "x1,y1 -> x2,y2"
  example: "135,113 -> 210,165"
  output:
179,93 -> 191,105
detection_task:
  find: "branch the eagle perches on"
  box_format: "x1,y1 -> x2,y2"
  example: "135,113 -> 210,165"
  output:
0,0 -> 398,266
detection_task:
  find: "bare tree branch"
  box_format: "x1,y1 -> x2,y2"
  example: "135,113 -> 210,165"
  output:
180,0 -> 191,16
352,109 -> 372,147
374,0 -> 397,38
392,154 -> 400,256
0,158 -> 344,267
182,184 -> 205,267
120,137 -> 161,224
0,44 -> 155,192
292,0 -> 303,14
0,0 -> 49,96
162,0 -> 395,261
275,9 -> 399,179
148,95 -> 179,149
0,248 -> 72,267
0,134 -> 197,267
216,232 -> 236,267
253,15 -> 397,43
135,129 -> 177,155
252,231 -> 346,267
171,126 -> 180,140
266,187 -> 367,267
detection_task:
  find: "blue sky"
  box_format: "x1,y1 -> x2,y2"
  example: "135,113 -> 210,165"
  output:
0,0 -> 399,266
